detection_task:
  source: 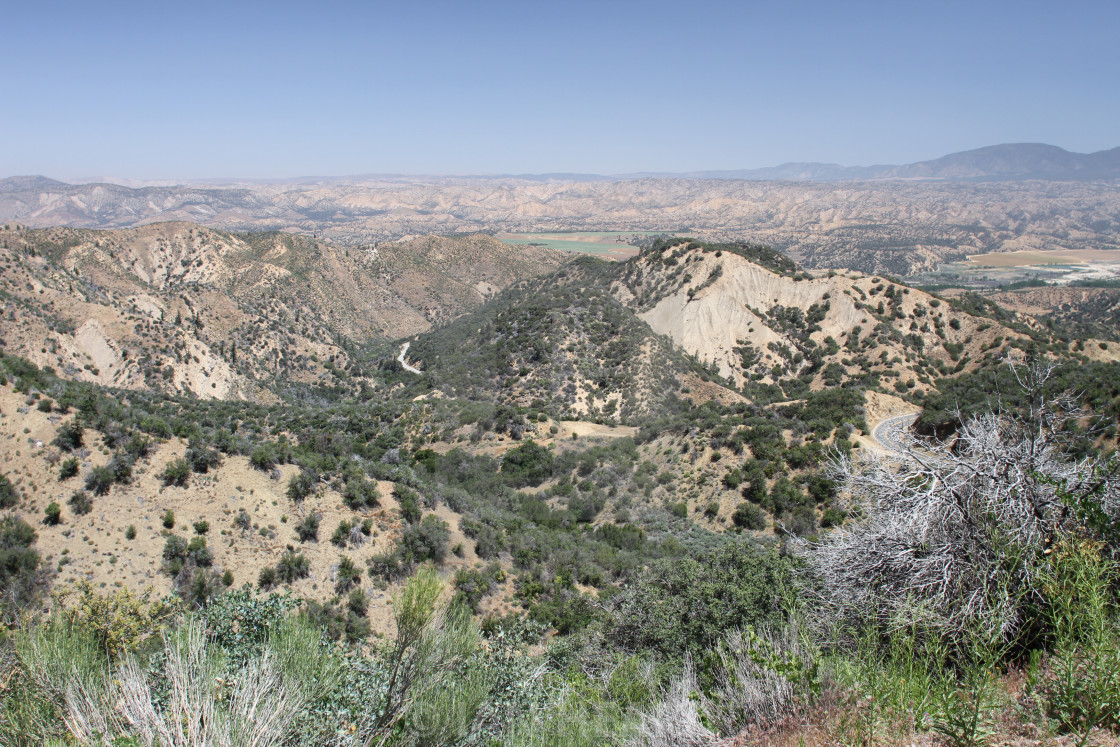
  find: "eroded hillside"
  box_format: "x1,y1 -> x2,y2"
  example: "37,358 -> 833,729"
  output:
613,239 -> 1035,392
0,224 -> 564,398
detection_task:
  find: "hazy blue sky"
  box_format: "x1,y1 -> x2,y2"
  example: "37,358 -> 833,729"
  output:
3,0 -> 1117,179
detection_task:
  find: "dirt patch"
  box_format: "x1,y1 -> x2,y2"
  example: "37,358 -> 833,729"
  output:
864,390 -> 916,428
559,421 -> 638,439
680,373 -> 747,406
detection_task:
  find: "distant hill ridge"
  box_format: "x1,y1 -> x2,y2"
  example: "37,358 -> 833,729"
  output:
642,143 -> 1120,182
5,144 -> 1119,191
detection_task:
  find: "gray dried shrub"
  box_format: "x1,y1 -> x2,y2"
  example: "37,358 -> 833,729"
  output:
796,361 -> 1120,645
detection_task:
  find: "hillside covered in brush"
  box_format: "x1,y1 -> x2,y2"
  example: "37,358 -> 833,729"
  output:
406,265 -> 720,423
399,238 -> 1117,424
3,225 -> 1120,746
0,223 -> 564,399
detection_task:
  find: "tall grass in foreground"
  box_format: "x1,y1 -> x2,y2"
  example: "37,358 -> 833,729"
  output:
12,614 -> 335,746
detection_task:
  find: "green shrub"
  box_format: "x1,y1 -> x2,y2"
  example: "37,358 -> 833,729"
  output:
193,520 -> 209,535
68,490 -> 93,516
1035,541 -> 1120,739
43,502 -> 61,525
394,485 -> 422,524
732,501 -> 767,530
335,555 -> 362,593
605,542 -> 791,659
369,550 -> 410,583
258,566 -> 277,589
106,453 -> 133,485
181,567 -> 224,608
185,442 -> 222,473
160,458 -> 191,487
286,471 -> 316,503
185,537 -> 212,566
331,520 -> 352,548
249,444 -> 278,471
52,421 -> 83,452
123,432 -> 154,459
400,515 -> 451,563
302,592 -> 370,642
0,515 -> 39,595
161,536 -> 188,575
0,473 -> 19,509
276,550 -> 310,583
161,509 -> 175,529
58,457 -> 80,481
84,465 -> 114,496
125,525 -> 137,540
295,512 -> 321,542
501,440 -> 555,487
342,477 -> 379,510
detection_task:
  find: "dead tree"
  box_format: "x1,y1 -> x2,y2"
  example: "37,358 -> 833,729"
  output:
797,360 -> 1120,646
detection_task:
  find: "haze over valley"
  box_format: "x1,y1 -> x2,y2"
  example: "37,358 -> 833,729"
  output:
5,144 -> 1120,278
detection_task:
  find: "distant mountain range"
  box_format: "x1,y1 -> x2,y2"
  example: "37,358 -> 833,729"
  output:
657,143 -> 1120,182
6,143 -> 1119,190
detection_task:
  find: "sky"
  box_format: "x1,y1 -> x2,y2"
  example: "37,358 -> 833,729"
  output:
2,0 -> 1118,179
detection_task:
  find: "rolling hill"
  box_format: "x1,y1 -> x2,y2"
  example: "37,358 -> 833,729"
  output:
4,142 -> 1120,277
0,223 -> 565,398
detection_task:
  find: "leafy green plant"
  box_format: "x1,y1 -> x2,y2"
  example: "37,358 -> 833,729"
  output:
335,555 -> 361,593
1035,540 -> 1120,744
58,457 -> 80,481
160,458 -> 191,487
67,490 -> 92,516
331,519 -> 352,547
294,512 -> 320,542
931,673 -> 1002,747
43,502 -> 61,525
286,470 -> 316,503
52,421 -> 84,452
400,514 -> 451,563
732,501 -> 766,530
342,476 -> 379,509
362,569 -> 480,742
258,566 -> 277,589
276,549 -> 310,583
0,474 -> 20,510
52,580 -> 176,659
84,465 -> 114,496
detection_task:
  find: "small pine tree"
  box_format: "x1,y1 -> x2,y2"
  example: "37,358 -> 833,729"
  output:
44,502 -> 62,525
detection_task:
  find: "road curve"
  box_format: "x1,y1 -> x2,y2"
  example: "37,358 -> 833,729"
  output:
397,342 -> 422,374
871,413 -> 919,453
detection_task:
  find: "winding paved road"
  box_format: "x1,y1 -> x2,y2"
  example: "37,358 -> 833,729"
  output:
871,413 -> 919,453
397,342 -> 422,374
